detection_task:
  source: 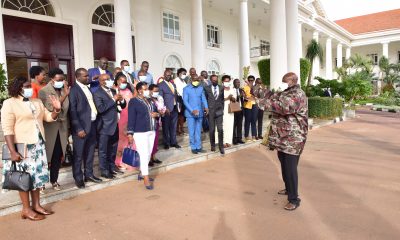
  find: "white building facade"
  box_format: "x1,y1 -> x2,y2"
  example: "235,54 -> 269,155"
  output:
0,0 -> 399,89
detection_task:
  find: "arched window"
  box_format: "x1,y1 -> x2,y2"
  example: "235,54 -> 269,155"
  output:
1,0 -> 55,16
165,55 -> 182,75
92,4 -> 115,27
207,60 -> 220,75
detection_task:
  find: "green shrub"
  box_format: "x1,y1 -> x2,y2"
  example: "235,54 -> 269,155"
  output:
308,97 -> 343,118
300,58 -> 311,88
258,59 -> 270,86
258,58 -> 311,88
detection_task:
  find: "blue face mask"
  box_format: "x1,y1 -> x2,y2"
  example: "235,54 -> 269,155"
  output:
54,81 -> 64,89
22,88 -> 33,98
119,83 -> 127,90
105,80 -> 114,88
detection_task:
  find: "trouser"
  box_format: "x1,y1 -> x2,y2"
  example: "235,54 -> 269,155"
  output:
72,122 -> 96,182
233,110 -> 243,143
50,132 -> 63,183
244,105 -> 258,138
135,131 -> 156,176
257,109 -> 264,138
187,117 -> 203,150
161,107 -> 178,146
208,112 -> 223,149
177,112 -> 185,134
151,123 -> 160,156
277,151 -> 301,204
98,127 -> 119,175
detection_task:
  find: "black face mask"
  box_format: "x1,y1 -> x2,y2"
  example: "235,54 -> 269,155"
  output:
165,76 -> 172,82
212,82 -> 218,87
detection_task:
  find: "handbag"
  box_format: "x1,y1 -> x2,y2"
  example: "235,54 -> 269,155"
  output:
2,143 -> 27,160
63,141 -> 73,167
122,145 -> 140,167
228,102 -> 242,113
2,161 -> 33,191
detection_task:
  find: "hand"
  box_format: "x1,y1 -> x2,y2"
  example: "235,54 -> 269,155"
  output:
10,151 -> 22,162
77,130 -> 86,139
49,95 -> 61,111
192,110 -> 199,116
164,109 -> 170,115
114,94 -> 123,101
127,134 -> 134,144
151,112 -> 159,118
133,79 -> 139,87
63,81 -> 71,95
204,108 -> 209,115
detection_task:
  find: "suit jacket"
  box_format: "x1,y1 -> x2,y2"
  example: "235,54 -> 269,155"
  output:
183,84 -> 208,118
204,85 -> 224,114
88,67 -> 113,93
158,80 -> 177,112
69,83 -> 95,135
93,87 -> 126,136
38,82 -> 69,161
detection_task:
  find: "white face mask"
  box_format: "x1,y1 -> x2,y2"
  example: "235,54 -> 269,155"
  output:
223,82 -> 231,88
280,82 -> 289,90
152,92 -> 159,98
105,79 -> 114,88
123,65 -> 130,72
54,81 -> 64,89
139,76 -> 147,82
22,88 -> 33,98
180,74 -> 187,80
143,90 -> 150,98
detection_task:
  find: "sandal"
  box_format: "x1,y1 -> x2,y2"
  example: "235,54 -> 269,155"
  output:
284,202 -> 300,211
52,182 -> 62,191
277,189 -> 288,195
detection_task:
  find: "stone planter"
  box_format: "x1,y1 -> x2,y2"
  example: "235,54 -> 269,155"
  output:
343,109 -> 356,118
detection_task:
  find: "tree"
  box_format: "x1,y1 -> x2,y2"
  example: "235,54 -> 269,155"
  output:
378,56 -> 400,92
305,39 -> 323,86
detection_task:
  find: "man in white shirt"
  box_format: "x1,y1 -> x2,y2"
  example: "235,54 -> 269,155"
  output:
174,68 -> 188,135
88,57 -> 113,93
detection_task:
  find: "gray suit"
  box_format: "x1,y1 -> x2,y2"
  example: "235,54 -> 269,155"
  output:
204,84 -> 224,149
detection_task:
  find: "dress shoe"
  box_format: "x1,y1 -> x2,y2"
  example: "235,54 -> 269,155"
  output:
172,144 -> 181,149
164,145 -> 170,150
145,185 -> 154,190
148,160 -> 155,167
238,140 -> 245,144
211,146 -> 216,152
101,173 -> 115,179
85,176 -> 103,183
219,148 -> 225,155
197,149 -> 207,153
191,150 -> 198,154
75,181 -> 85,189
153,158 -> 162,164
111,169 -> 124,175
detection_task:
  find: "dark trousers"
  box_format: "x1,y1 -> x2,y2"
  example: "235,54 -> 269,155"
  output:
277,151 -> 300,204
98,126 -> 119,175
233,110 -> 243,143
244,105 -> 258,138
209,112 -> 223,149
50,132 -> 63,184
257,109 -> 264,138
161,107 -> 178,146
72,122 -> 96,182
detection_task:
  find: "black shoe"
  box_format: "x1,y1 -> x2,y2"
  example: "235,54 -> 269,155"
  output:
153,159 -> 162,164
84,176 -> 103,183
219,148 -> 225,155
238,140 -> 245,144
148,161 -> 155,167
172,144 -> 181,149
75,181 -> 85,189
111,169 -> 124,175
211,146 -> 216,152
197,149 -> 206,153
164,145 -> 170,150
101,173 -> 115,179
191,150 -> 198,154
233,142 -> 238,145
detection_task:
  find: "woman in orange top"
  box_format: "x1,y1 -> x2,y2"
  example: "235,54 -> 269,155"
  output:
30,66 -> 47,99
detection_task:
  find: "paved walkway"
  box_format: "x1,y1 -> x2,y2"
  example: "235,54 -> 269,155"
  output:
0,109 -> 399,240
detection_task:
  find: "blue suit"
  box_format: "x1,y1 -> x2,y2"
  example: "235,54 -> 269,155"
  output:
88,67 -> 113,93
69,82 -> 97,182
158,80 -> 178,147
183,84 -> 208,150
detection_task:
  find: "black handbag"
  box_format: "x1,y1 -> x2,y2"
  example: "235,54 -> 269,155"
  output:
2,161 -> 33,192
62,142 -> 73,167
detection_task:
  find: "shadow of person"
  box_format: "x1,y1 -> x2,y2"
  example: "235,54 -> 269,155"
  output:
212,212 -> 237,240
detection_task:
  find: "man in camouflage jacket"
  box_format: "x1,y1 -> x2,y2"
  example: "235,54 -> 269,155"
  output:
258,72 -> 308,211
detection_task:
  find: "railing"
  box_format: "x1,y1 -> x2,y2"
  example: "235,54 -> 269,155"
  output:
250,46 -> 270,58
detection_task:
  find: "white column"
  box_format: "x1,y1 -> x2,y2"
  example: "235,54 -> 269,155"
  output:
270,0 -> 287,90
382,42 -> 389,58
114,0 -> 134,65
191,0 -> 205,70
345,47 -> 351,60
337,43 -> 343,68
239,0 -> 250,78
298,22 -> 303,58
285,0 -> 301,78
311,31 -> 320,82
0,7 -> 7,78
325,38 -> 332,79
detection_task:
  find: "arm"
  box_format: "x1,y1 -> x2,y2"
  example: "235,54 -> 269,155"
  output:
127,99 -> 136,136
201,89 -> 209,109
68,89 -> 84,133
183,88 -> 193,113
259,92 -> 304,116
93,91 -> 116,114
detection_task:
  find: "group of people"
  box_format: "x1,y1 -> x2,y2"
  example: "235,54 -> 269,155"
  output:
1,55 -> 308,221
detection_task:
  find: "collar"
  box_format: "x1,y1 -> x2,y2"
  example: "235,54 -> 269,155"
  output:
76,80 -> 89,89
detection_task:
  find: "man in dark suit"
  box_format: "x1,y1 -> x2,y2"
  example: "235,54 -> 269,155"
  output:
88,57 -> 113,93
233,78 -> 245,145
93,74 -> 126,179
204,75 -> 225,154
69,68 -> 102,188
158,69 -> 181,149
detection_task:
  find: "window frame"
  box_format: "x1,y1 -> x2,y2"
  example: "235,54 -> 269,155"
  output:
206,23 -> 222,50
207,59 -> 221,76
161,9 -> 183,44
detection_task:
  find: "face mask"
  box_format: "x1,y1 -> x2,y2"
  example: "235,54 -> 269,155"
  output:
181,74 -> 187,80
139,76 -> 147,82
54,81 -> 64,89
192,81 -> 200,87
123,66 -> 130,72
105,80 -> 114,88
152,92 -> 159,98
119,83 -> 127,90
23,88 -> 33,98
281,82 -> 289,90
165,76 -> 172,82
212,82 -> 218,87
143,90 -> 150,98
223,82 -> 231,88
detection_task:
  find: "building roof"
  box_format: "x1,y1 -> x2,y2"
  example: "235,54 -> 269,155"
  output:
335,9 -> 400,35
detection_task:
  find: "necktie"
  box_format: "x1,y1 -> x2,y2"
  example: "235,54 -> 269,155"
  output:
214,86 -> 218,100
